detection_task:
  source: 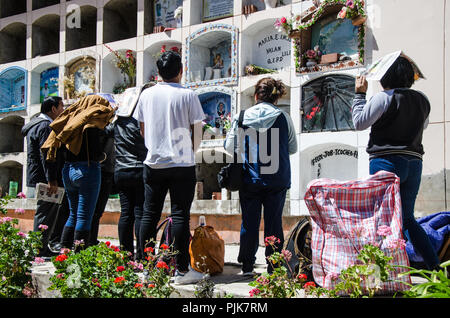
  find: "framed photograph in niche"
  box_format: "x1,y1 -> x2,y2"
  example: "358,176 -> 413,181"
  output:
202,0 -> 234,22
154,0 -> 183,29
195,86 -> 236,147
185,24 -> 238,88
40,67 -> 59,103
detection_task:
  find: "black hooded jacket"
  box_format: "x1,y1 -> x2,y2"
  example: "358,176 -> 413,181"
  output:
21,116 -> 63,187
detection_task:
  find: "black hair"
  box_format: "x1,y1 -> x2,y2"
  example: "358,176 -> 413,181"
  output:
41,96 -> 62,114
156,51 -> 182,81
254,77 -> 286,104
380,56 -> 415,89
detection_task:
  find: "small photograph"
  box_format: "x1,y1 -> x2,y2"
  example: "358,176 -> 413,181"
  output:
199,92 -> 232,138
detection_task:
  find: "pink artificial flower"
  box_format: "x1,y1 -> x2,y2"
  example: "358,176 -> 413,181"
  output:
346,0 -> 356,9
264,236 -> 281,247
17,232 -> 26,238
22,286 -> 33,297
38,224 -> 48,231
338,7 -> 347,19
14,208 -> 25,215
274,19 -> 281,27
17,192 -> 26,199
377,225 -> 392,237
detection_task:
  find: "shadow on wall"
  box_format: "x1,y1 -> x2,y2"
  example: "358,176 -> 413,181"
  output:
415,170 -> 448,216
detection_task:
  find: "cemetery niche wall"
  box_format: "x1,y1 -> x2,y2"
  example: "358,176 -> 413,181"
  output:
185,24 -> 238,88
0,66 -> 27,112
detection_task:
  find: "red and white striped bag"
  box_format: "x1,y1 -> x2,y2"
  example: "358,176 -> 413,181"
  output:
304,171 -> 411,294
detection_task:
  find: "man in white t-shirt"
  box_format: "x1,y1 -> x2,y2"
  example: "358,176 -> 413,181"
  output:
133,51 -> 205,284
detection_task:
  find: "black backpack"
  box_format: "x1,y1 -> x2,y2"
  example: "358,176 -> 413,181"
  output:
283,217 -> 313,280
217,110 -> 246,191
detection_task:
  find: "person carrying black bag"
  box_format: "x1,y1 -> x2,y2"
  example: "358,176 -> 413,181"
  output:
223,77 -> 297,276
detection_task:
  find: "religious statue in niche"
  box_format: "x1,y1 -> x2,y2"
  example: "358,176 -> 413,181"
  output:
204,40 -> 231,81
200,92 -> 231,138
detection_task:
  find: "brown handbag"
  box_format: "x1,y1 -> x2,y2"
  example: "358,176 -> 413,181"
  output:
189,225 -> 225,275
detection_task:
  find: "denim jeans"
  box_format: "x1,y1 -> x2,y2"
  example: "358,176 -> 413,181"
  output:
115,169 -> 144,260
370,155 -> 440,269
140,166 -> 196,272
238,184 -> 287,273
62,162 -> 101,232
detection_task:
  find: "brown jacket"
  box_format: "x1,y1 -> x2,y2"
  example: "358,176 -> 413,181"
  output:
42,95 -> 114,162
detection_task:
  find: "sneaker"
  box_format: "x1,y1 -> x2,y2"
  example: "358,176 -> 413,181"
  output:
173,267 -> 204,285
48,243 -> 63,254
238,270 -> 257,277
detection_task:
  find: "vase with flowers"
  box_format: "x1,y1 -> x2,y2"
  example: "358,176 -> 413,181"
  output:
104,44 -> 137,89
303,46 -> 322,67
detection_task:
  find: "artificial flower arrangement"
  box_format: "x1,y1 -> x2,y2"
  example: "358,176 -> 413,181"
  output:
303,46 -> 323,62
153,45 -> 182,60
104,44 -> 137,90
273,0 -> 366,70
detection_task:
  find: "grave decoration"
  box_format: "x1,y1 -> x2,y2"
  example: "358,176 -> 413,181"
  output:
154,0 -> 183,32
63,56 -> 96,100
202,0 -> 234,22
0,67 -> 27,112
185,24 -> 238,88
274,0 -> 366,73
104,45 -> 136,94
40,67 -> 59,103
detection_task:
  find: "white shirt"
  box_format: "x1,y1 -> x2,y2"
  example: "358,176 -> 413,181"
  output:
133,82 -> 205,169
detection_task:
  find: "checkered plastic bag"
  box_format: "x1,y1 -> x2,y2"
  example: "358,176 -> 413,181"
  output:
304,171 -> 411,294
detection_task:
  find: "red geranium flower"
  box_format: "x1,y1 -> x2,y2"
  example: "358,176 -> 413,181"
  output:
55,254 -> 68,262
105,241 -> 111,247
144,247 -> 154,253
156,261 -> 169,270
148,284 -> 155,288
134,283 -> 143,288
160,244 -> 169,250
114,277 -> 125,284
297,274 -> 307,281
304,281 -> 316,289
116,266 -> 125,272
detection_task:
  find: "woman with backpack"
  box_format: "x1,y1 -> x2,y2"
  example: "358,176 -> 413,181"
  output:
224,77 -> 298,275
352,56 -> 440,270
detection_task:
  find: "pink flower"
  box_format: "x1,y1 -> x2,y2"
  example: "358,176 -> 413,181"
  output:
281,249 -> 292,262
274,19 -> 281,27
14,208 -> 25,215
377,225 -> 392,237
17,192 -> 26,199
346,0 -> 356,9
280,17 -> 287,24
337,7 -> 347,19
38,224 -> 48,231
387,238 -> 406,250
22,286 -> 34,297
264,236 -> 281,247
249,288 -> 261,297
33,257 -> 45,264
256,276 -> 269,285
17,232 -> 26,238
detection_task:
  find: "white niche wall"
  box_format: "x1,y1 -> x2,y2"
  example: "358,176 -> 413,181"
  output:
184,23 -> 238,88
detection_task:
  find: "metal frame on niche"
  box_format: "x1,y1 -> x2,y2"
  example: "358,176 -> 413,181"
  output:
185,23 -> 238,89
195,85 -> 237,148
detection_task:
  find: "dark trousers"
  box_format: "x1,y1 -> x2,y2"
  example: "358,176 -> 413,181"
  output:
33,195 -> 69,255
89,171 -> 114,246
115,169 -> 144,260
370,154 -> 440,269
140,166 -> 196,272
238,184 -> 287,272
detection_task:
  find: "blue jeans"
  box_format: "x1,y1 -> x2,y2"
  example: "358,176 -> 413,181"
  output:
62,162 -> 101,232
238,184 -> 287,272
370,155 -> 440,269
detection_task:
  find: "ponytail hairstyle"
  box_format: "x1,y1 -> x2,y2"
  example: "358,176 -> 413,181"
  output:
254,77 -> 286,104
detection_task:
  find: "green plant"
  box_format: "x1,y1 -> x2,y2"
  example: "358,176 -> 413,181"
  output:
248,236 -> 315,298
142,242 -> 179,298
194,274 -> 215,298
49,241 -> 144,298
308,226 -> 407,298
104,44 -> 137,88
0,196 -> 43,298
397,261 -> 450,298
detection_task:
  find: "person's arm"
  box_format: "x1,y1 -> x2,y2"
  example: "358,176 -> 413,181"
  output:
282,112 -> 298,155
352,76 -> 391,131
39,123 -> 58,194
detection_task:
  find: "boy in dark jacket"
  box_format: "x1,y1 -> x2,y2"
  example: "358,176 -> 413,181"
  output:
21,96 -> 68,258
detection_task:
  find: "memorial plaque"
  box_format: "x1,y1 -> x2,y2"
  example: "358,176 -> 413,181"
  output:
203,0 -> 233,22
253,30 -> 291,71
199,91 -> 231,138
40,67 -> 59,103
154,0 -> 183,28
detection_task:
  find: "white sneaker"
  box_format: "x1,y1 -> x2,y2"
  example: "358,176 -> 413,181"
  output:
173,266 -> 205,285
